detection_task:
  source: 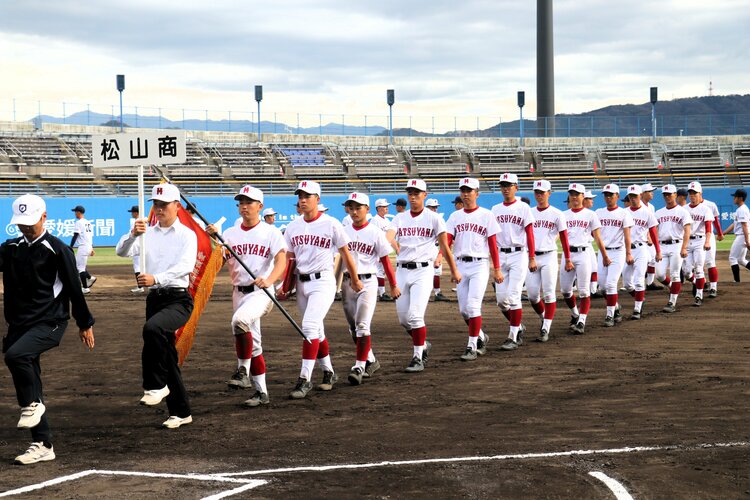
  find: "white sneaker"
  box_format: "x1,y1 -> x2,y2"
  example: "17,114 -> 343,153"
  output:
14,442 -> 55,465
162,415 -> 192,429
139,386 -> 170,406
17,402 -> 46,429
82,287 -> 91,294
131,287 -> 145,293
86,276 -> 97,288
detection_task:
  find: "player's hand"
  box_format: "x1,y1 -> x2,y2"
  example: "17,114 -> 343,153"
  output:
528,256 -> 538,272
434,254 -> 443,267
254,276 -> 272,289
132,219 -> 147,236
626,253 -> 634,265
350,278 -> 364,293
493,268 -> 504,284
451,270 -> 462,284
716,234 -> 724,241
655,252 -> 662,262
564,260 -> 575,272
137,273 -> 156,287
90,248 -> 95,257
79,327 -> 95,350
703,242 -> 711,251
390,285 -> 401,299
680,249 -> 688,258
745,242 -> 750,251
206,224 -> 218,236
603,255 -> 612,267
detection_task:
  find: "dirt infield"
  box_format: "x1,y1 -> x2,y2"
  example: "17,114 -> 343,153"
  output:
1,256 -> 749,498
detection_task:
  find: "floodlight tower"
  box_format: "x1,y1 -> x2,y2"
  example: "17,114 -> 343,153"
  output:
116,74 -> 125,132
255,85 -> 263,142
387,89 -> 395,145
518,91 -> 525,146
650,86 -> 658,141
537,0 -> 555,137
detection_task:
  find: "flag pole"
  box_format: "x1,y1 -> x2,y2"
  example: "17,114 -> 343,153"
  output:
138,164 -> 146,273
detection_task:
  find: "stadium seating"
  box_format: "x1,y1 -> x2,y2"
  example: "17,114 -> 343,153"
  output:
598,143 -> 663,187
407,146 -> 469,178
471,147 -> 529,177
732,144 -> 750,185
665,142 -> 727,187
273,144 -> 345,179
533,146 -> 597,191
342,146 -> 405,179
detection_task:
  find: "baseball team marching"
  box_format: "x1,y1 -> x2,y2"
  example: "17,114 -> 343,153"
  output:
2,177 -> 750,465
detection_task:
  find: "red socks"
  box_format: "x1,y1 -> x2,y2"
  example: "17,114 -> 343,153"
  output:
235,332 -> 253,359
579,296 -> 591,314
605,293 -> 618,307
317,338 -> 330,359
565,295 -> 577,309
468,317 -> 482,337
250,355 -> 266,376
531,301 -> 545,315
708,267 -> 718,283
411,326 -> 427,346
356,336 -> 371,362
543,301 -> 556,319
302,338 -> 320,360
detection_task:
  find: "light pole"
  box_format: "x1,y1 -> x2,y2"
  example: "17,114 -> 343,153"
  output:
387,89 -> 395,145
116,74 -> 125,132
518,91 -> 525,146
650,86 -> 658,141
255,85 -> 263,142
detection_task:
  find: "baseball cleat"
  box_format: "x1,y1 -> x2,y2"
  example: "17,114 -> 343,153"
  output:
708,288 -> 718,298
569,315 -> 580,331
646,282 -> 664,291
81,287 -> 91,294
630,310 -> 642,320
476,334 -> 489,355
290,378 -> 313,399
378,293 -> 393,302
434,292 -> 449,302
244,391 -> 270,407
537,328 -> 549,343
348,367 -> 364,385
162,415 -> 192,429
317,371 -> 338,391
131,287 -> 145,293
86,276 -> 97,288
334,292 -> 342,301
14,442 -> 55,465
693,296 -> 703,307
603,316 -> 615,327
460,347 -> 478,361
363,359 -> 380,378
662,302 -> 676,313
140,386 -> 170,406
227,366 -> 253,389
405,356 -> 425,372
17,402 -> 46,429
517,324 -> 526,346
614,304 -> 623,323
422,340 -> 432,365
572,321 -> 586,335
499,338 -> 519,351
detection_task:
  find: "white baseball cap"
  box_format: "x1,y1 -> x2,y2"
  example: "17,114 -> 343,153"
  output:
149,183 -> 181,202
295,180 -> 321,196
584,190 -> 597,199
499,172 -> 519,185
426,198 -> 440,208
568,183 -> 586,194
662,184 -> 677,194
375,198 -> 390,207
627,184 -> 643,196
405,179 -> 427,192
532,179 -> 551,192
459,177 -> 480,190
344,192 -> 370,206
262,208 -> 276,217
687,181 -> 703,193
602,183 -> 620,194
10,194 -> 46,226
641,183 -> 657,192
318,203 -> 329,212
235,185 -> 264,203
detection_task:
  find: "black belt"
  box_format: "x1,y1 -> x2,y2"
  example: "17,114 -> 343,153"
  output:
569,246 -> 588,253
150,287 -> 187,296
459,256 -> 486,262
661,239 -> 681,245
605,246 -> 622,251
631,242 -> 646,249
236,285 -> 256,293
298,272 -> 322,282
689,235 -> 704,240
535,250 -> 554,256
343,272 -> 373,280
499,247 -> 523,254
397,262 -> 429,269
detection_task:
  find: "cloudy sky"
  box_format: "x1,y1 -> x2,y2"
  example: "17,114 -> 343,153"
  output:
1,0 -> 748,130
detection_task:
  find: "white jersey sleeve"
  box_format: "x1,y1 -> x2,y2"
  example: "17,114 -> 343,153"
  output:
74,218 -> 93,247
734,204 -> 750,235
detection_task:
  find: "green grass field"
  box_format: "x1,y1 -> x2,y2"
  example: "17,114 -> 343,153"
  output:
89,234 -> 737,267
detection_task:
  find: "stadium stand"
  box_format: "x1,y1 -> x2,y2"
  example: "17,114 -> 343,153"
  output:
533,146 -> 597,190
471,147 -> 528,176
665,142 -> 727,187
341,146 -> 405,179
407,145 -> 469,178
273,144 -> 346,179
598,143 -> 663,187
732,143 -> 750,185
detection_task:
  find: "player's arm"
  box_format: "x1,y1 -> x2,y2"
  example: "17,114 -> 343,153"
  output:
487,234 -> 503,283
277,252 -> 296,300
69,232 -> 79,248
57,240 -> 95,347
624,227 -> 634,265
256,249 -> 287,289
386,228 -> 399,254
703,220 -> 713,251
437,231 -> 461,283
559,230 -> 574,271
525,224 -> 537,271
743,222 -> 750,250
724,222 -> 734,234
339,246 -> 363,292
714,212 -> 724,240
592,228 -> 610,266
380,255 -> 401,299
648,226 -> 662,261
680,223 -> 691,258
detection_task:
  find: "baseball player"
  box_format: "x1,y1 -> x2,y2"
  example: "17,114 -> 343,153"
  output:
641,183 -> 663,290
560,183 -> 607,335
685,181 -> 714,306
372,198 -> 397,301
278,181 -> 363,399
127,206 -> 144,293
595,184 -> 634,327
206,185 -> 287,407
654,184 -> 692,313
386,179 -> 461,372
2,194 -> 95,464
341,193 -> 400,384
394,198 -> 407,213
621,185 -> 661,319
262,207 -> 277,225
698,191 -> 723,297
528,179 -> 572,341
491,172 -> 536,350
426,199 -> 448,301
583,191 -> 600,296
452,195 -> 464,211
70,205 -> 96,293
445,177 -> 501,360
724,188 -> 750,282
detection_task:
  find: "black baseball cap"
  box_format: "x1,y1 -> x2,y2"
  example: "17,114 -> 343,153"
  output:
452,196 -> 463,204
676,188 -> 689,197
730,188 -> 747,200
72,205 -> 85,213
127,205 -> 139,213
395,198 -> 407,207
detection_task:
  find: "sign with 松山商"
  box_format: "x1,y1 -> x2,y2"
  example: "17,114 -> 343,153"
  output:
91,130 -> 187,167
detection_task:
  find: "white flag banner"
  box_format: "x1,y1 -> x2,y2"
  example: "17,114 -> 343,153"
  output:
91,130 -> 187,167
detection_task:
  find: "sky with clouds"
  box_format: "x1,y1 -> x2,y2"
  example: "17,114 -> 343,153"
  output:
1,0 -> 748,130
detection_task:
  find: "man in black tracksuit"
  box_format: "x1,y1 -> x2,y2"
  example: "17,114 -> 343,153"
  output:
1,194 -> 95,465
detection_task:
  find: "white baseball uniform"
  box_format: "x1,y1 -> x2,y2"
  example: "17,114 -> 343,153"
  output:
622,205 -> 658,293
643,201 -> 658,272
73,217 -> 94,273
729,203 -> 750,267
655,205 -> 692,290
685,202 -> 714,291
560,208 -> 600,326
702,199 -> 720,269
595,207 -> 633,303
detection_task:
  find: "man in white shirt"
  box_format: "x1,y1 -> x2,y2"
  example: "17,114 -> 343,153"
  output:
70,205 -> 96,293
724,189 -> 750,282
262,208 -> 277,225
116,183 -> 197,429
654,184 -> 692,313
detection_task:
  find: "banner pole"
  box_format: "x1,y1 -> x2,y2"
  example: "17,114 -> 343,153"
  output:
138,164 -> 146,273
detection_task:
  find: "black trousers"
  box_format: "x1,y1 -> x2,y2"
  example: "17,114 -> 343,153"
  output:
3,320 -> 67,444
143,290 -> 194,418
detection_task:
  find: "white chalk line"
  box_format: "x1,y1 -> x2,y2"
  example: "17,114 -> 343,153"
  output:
0,470 -> 266,498
589,472 -> 634,500
212,440 -> 749,477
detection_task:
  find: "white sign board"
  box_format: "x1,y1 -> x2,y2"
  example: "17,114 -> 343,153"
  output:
91,130 -> 187,167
